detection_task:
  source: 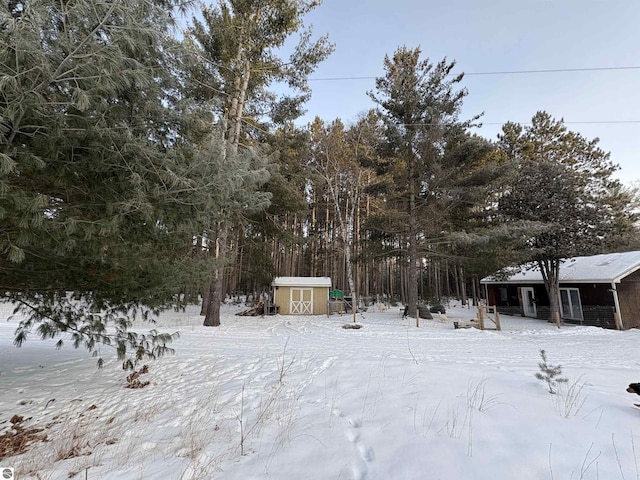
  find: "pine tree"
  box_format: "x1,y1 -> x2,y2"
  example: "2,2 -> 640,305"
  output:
437,132 -> 515,302
185,0 -> 334,326
496,112 -> 637,325
0,0 -> 238,365
535,349 -> 568,394
367,47 -> 477,317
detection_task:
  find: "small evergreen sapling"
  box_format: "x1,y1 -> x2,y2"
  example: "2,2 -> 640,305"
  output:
535,349 -> 568,394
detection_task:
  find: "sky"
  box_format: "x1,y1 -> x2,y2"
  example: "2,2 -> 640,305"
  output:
4,302 -> 640,479
292,0 -> 640,185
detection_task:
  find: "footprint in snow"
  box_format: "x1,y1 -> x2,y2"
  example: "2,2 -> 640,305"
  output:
345,417 -> 375,480
357,443 -> 375,462
346,429 -> 360,443
351,459 -> 368,480
348,417 -> 361,428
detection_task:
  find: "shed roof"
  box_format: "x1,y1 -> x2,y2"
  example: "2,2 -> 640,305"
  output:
481,251 -> 640,285
271,276 -> 332,287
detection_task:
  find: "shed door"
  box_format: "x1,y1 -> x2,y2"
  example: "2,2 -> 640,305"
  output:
291,288 -> 313,314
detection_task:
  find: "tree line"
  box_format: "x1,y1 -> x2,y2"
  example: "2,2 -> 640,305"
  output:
1,0 -> 637,363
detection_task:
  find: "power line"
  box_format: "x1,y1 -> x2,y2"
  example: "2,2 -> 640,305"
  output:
309,66 -> 640,81
464,66 -> 640,76
378,120 -> 640,128
478,120 -> 640,126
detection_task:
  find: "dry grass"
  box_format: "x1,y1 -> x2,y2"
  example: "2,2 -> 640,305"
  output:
0,415 -> 48,460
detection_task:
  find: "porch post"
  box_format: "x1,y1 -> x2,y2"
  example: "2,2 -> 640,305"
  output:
611,282 -> 624,330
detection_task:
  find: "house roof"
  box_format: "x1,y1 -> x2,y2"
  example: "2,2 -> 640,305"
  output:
271,276 -> 332,287
481,251 -> 640,285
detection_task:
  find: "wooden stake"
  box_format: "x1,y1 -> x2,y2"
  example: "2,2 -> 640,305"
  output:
494,308 -> 501,331
478,307 -> 484,330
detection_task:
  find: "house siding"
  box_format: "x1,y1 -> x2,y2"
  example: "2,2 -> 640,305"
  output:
555,282 -> 616,327
619,270 -> 640,329
488,284 -> 549,320
576,306 -> 617,329
575,283 -> 615,306
535,306 -> 551,321
494,305 -> 523,317
273,287 -> 289,314
313,288 -> 329,315
487,282 -> 618,328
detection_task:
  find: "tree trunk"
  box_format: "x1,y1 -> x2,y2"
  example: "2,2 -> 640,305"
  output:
203,227 -> 228,327
203,43 -> 252,328
539,259 -> 562,328
311,194 -> 318,276
458,265 -> 467,307
471,275 -> 478,306
406,179 -> 419,318
453,263 -> 460,301
200,283 -> 209,315
230,60 -> 250,150
203,274 -> 222,326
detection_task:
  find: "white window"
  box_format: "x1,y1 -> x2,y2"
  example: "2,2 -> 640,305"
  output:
560,288 -> 582,320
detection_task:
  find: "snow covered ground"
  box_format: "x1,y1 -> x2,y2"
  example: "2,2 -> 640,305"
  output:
2,300 -> 640,480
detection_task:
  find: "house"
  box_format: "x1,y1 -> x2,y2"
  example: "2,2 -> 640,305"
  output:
271,277 -> 332,315
480,251 -> 640,330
